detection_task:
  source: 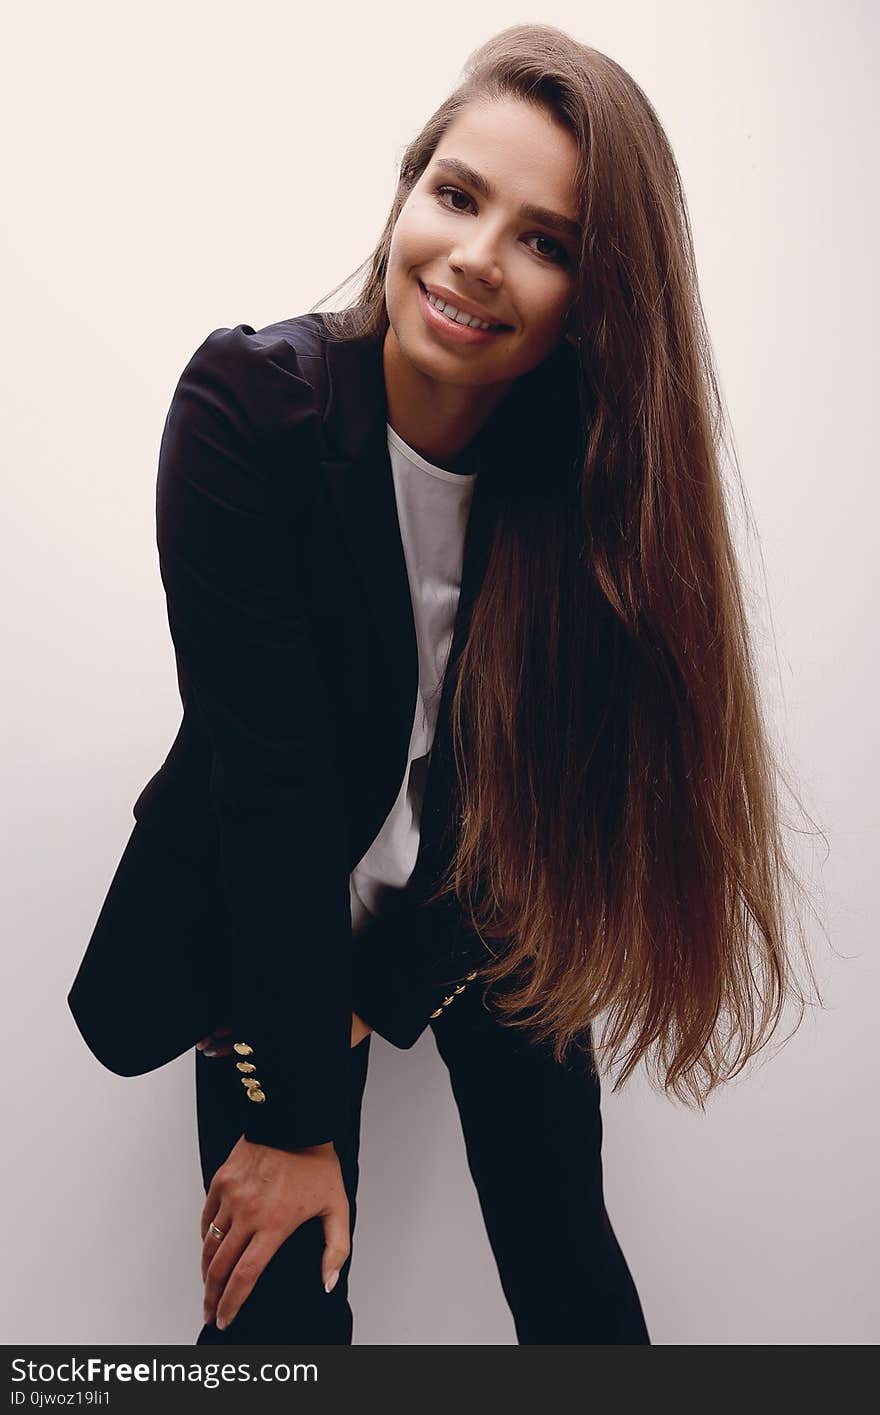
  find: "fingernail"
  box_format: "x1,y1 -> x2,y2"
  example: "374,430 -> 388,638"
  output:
203,1049 -> 217,1057
216,1315 -> 227,1330
324,1270 -> 339,1294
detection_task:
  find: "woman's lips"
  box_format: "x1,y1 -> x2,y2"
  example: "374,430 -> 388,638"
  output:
417,280 -> 509,345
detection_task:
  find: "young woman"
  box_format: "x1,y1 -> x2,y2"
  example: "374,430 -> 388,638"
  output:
68,24 -> 820,1345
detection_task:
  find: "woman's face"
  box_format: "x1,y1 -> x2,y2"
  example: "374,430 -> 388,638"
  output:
385,96 -> 581,392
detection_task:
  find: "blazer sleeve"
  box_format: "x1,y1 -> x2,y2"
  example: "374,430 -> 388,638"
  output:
155,323 -> 352,1151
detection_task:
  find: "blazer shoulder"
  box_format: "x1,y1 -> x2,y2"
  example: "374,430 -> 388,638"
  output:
175,312 -> 330,448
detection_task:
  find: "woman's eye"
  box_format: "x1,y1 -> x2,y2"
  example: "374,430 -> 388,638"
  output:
433,185 -> 569,265
435,184 -> 474,213
523,234 -> 569,265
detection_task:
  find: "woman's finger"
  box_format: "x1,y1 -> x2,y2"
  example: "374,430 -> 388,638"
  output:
205,1039 -> 234,1057
197,1026 -> 232,1051
197,1034 -> 235,1057
201,1204 -> 233,1284
203,1221 -> 251,1329
200,1174 -> 225,1242
320,1196 -> 352,1292
214,1233 -> 284,1332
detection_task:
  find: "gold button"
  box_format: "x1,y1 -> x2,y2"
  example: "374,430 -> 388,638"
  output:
466,971 -> 477,981
429,1007 -> 443,1018
246,1088 -> 266,1103
241,1076 -> 261,1090
453,984 -> 466,994
233,1042 -> 254,1056
442,995 -> 454,1007
236,1061 -> 256,1073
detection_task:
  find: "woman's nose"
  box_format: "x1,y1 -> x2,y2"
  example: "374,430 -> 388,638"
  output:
448,239 -> 502,288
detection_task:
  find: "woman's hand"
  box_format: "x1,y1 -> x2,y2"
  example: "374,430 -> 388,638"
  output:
197,1013 -> 373,1056
201,1134 -> 349,1330
195,1013 -> 373,1329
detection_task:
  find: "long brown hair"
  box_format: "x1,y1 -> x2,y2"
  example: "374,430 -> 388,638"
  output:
312,24 -> 827,1107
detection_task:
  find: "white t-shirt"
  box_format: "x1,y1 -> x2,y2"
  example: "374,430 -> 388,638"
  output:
349,424 -> 477,936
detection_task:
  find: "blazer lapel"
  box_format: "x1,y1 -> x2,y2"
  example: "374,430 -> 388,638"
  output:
317,330 -> 420,752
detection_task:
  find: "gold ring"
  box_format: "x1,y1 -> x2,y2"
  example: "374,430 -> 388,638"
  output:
208,1222 -> 227,1241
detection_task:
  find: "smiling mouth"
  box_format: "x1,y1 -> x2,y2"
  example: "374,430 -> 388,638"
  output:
418,281 -> 511,332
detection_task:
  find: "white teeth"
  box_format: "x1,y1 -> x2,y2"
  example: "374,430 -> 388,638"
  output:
426,288 -> 497,331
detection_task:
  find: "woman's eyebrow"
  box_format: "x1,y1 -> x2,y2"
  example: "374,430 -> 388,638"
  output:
431,156 -> 582,241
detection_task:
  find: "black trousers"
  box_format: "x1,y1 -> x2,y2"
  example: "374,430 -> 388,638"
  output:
195,981 -> 650,1345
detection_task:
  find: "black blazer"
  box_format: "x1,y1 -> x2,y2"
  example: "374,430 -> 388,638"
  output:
67,310 -> 580,1151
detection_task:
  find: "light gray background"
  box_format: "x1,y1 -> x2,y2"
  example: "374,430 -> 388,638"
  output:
2,0 -> 876,1344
